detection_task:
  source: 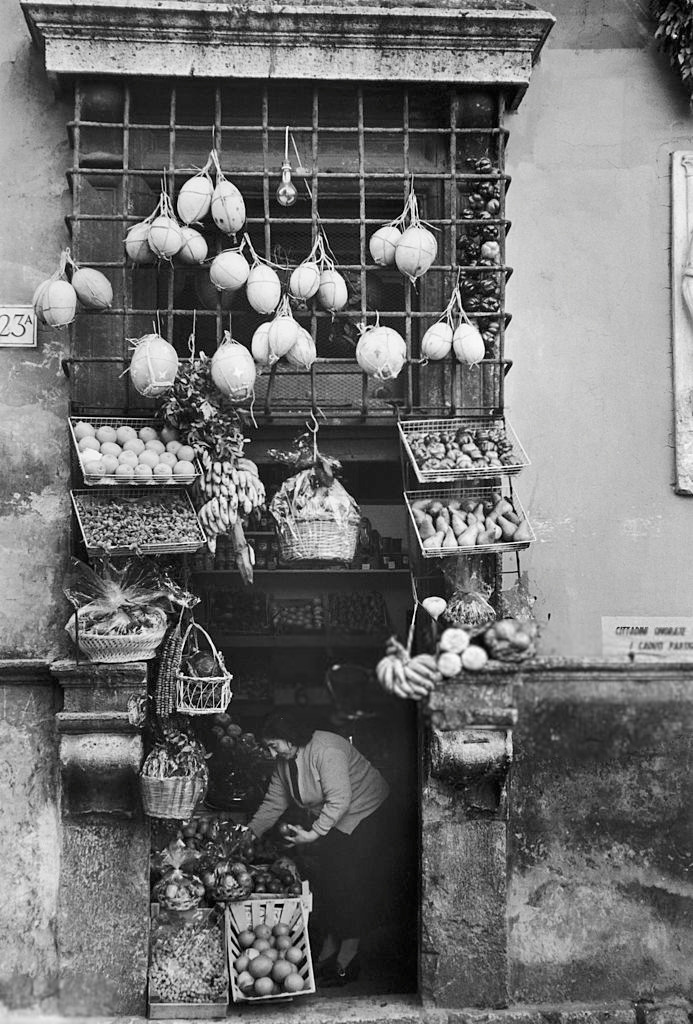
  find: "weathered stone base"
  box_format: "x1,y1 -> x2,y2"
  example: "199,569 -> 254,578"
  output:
1,997 -> 691,1024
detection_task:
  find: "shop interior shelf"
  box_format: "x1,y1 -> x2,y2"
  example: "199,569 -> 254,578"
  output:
212,633 -> 388,648
191,568 -> 411,578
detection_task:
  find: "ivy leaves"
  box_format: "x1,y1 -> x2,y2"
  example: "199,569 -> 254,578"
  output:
653,1 -> 693,90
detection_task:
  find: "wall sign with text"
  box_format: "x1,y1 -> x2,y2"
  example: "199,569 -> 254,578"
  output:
0,305 -> 37,348
602,616 -> 693,660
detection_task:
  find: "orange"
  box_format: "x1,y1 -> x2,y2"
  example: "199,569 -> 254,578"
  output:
238,929 -> 255,949
115,425 -> 137,445
118,450 -> 139,467
253,977 -> 274,996
138,426 -> 159,442
233,955 -> 250,973
283,972 -> 305,992
176,444 -> 195,463
100,442 -> 122,457
138,450 -> 160,469
74,421 -> 96,440
252,939 -> 271,953
272,923 -> 291,937
275,936 -> 292,951
284,946 -> 302,965
172,460 -> 195,483
248,955 -> 273,979
95,425 -> 118,445
78,436 -> 100,452
271,960 -> 293,983
145,439 -> 165,454
123,438 -> 145,455
253,924 -> 272,941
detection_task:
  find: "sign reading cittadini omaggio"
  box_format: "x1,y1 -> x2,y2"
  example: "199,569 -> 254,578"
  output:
602,617 -> 693,660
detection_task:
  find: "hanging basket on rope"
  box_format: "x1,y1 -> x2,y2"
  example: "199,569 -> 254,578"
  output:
176,621 -> 233,715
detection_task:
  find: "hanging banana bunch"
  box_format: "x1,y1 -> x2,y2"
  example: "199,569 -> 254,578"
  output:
197,448 -> 266,583
375,636 -> 441,701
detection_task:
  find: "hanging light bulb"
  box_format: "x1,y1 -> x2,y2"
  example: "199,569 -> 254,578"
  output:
276,160 -> 298,207
276,126 -> 298,207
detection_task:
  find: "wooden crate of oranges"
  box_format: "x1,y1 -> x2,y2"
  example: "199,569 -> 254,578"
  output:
226,896 -> 315,1002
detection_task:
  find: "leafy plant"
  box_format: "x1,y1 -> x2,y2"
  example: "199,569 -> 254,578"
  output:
160,354 -> 246,460
652,1 -> 693,94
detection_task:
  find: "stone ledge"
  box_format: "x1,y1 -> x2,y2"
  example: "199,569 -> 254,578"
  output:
0,998 -> 674,1024
21,0 -> 554,106
0,658 -> 53,684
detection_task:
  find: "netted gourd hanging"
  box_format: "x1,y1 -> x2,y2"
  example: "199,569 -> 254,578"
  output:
369,179 -> 438,284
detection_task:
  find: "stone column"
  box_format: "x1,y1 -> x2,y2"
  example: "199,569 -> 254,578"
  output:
421,668 -> 519,1008
51,660 -> 150,1016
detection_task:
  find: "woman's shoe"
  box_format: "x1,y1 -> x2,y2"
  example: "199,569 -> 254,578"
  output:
319,956 -> 360,987
314,953 -> 338,981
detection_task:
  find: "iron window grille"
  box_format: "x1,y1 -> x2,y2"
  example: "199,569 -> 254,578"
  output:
64,79 -> 511,423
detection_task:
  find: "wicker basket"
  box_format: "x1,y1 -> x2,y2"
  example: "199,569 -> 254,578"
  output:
276,517 -> 359,563
140,774 -> 207,819
176,622 -> 233,716
66,614 -> 166,663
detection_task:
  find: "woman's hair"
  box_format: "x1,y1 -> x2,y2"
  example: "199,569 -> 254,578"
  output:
260,711 -> 315,748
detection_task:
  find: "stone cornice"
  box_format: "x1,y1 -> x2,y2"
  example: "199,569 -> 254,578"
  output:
21,0 -> 554,105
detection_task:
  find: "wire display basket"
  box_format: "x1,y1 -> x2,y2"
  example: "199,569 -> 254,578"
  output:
398,416 -> 529,483
276,517 -> 360,563
71,487 -> 206,556
140,774 -> 207,819
226,897 -> 315,1003
69,416 -> 201,487
66,612 -> 166,663
405,483 -> 535,559
176,622 -> 233,716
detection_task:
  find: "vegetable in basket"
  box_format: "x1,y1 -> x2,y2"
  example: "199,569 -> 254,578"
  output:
63,557 -> 198,639
152,838 -> 206,910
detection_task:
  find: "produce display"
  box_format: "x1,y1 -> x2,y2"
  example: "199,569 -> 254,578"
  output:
328,591 -> 390,635
152,838 -> 205,911
161,352 -> 265,583
70,418 -> 197,486
200,712 -> 273,808
62,557 -> 193,662
407,490 -> 533,555
271,597 -> 325,633
141,732 -> 209,785
148,909 -> 228,1008
210,589 -> 271,634
269,435 -> 361,563
156,816 -> 304,903
376,637 -> 441,701
402,422 -> 524,478
230,919 -> 310,999
71,490 -> 205,555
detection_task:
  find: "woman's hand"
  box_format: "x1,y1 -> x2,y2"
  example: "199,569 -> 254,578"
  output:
283,825 -> 319,846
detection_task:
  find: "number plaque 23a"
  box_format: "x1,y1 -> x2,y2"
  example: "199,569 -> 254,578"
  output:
0,306 -> 37,348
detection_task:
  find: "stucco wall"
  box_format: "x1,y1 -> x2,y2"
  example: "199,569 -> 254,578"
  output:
508,667 -> 693,1003
0,0 -> 72,661
507,4 -> 693,657
0,676 -> 60,1011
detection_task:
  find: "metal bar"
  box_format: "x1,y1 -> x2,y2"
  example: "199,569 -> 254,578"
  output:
403,88 -> 413,414
56,307 -> 507,320
214,84 -> 223,347
497,90 -> 507,413
69,118 -> 509,137
166,85 -> 176,344
122,82 -> 131,410
311,85 -> 319,372
262,85 -> 271,258
69,214 -> 510,229
67,168 -> 512,183
448,89 -> 459,416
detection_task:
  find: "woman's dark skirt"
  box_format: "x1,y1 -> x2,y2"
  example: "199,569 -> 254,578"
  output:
305,798 -> 395,937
